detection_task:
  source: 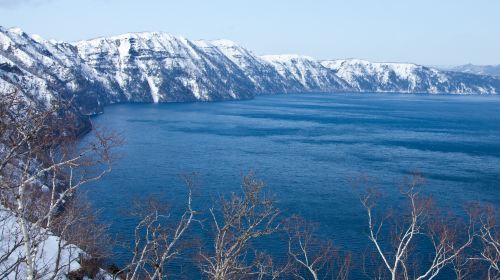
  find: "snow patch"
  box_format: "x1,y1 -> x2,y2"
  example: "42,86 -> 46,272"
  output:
0,208 -> 82,280
145,75 -> 160,103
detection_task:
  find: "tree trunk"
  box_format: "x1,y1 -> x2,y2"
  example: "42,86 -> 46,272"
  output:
17,184 -> 35,280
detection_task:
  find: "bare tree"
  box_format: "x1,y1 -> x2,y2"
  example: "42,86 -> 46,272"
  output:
117,175 -> 197,280
0,90 -> 120,279
285,215 -> 351,280
199,173 -> 282,280
252,252 -> 289,280
0,207 -> 25,279
49,194 -> 111,279
361,173 -> 475,280
467,205 -> 499,280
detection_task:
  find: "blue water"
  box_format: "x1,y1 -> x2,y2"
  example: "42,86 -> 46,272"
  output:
84,93 -> 500,276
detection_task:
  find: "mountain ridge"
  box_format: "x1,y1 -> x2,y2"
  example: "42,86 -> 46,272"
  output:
444,64 -> 500,77
1,26 -> 499,116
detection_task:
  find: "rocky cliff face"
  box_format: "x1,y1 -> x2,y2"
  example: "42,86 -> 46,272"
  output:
74,33 -> 257,103
0,27 -> 113,115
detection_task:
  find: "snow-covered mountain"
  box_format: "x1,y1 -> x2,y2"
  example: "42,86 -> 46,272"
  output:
446,64 -> 500,77
74,35 -> 353,101
0,26 -> 114,115
194,39 -> 298,94
322,59 -> 500,94
261,54 -> 351,92
74,33 -> 257,103
2,26 -> 500,117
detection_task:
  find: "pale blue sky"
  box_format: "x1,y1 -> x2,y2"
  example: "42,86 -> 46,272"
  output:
1,0 -> 499,65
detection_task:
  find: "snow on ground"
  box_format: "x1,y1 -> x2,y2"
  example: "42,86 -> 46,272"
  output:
0,207 -> 81,279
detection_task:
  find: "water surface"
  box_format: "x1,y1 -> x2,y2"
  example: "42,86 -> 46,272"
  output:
84,93 -> 500,274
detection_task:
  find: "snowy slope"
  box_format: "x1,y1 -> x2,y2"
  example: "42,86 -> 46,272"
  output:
322,59 -> 499,94
0,53 -> 54,104
194,39 -> 291,93
0,208 -> 82,279
75,32 -> 256,103
261,54 -> 352,92
0,207 -> 116,280
0,26 -> 114,114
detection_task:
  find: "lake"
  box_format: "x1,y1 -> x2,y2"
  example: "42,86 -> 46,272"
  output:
84,93 -> 500,276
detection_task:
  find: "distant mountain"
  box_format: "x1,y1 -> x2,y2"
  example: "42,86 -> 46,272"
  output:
1,26 -> 499,117
261,55 -> 351,92
446,64 -> 500,77
322,59 -> 500,94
